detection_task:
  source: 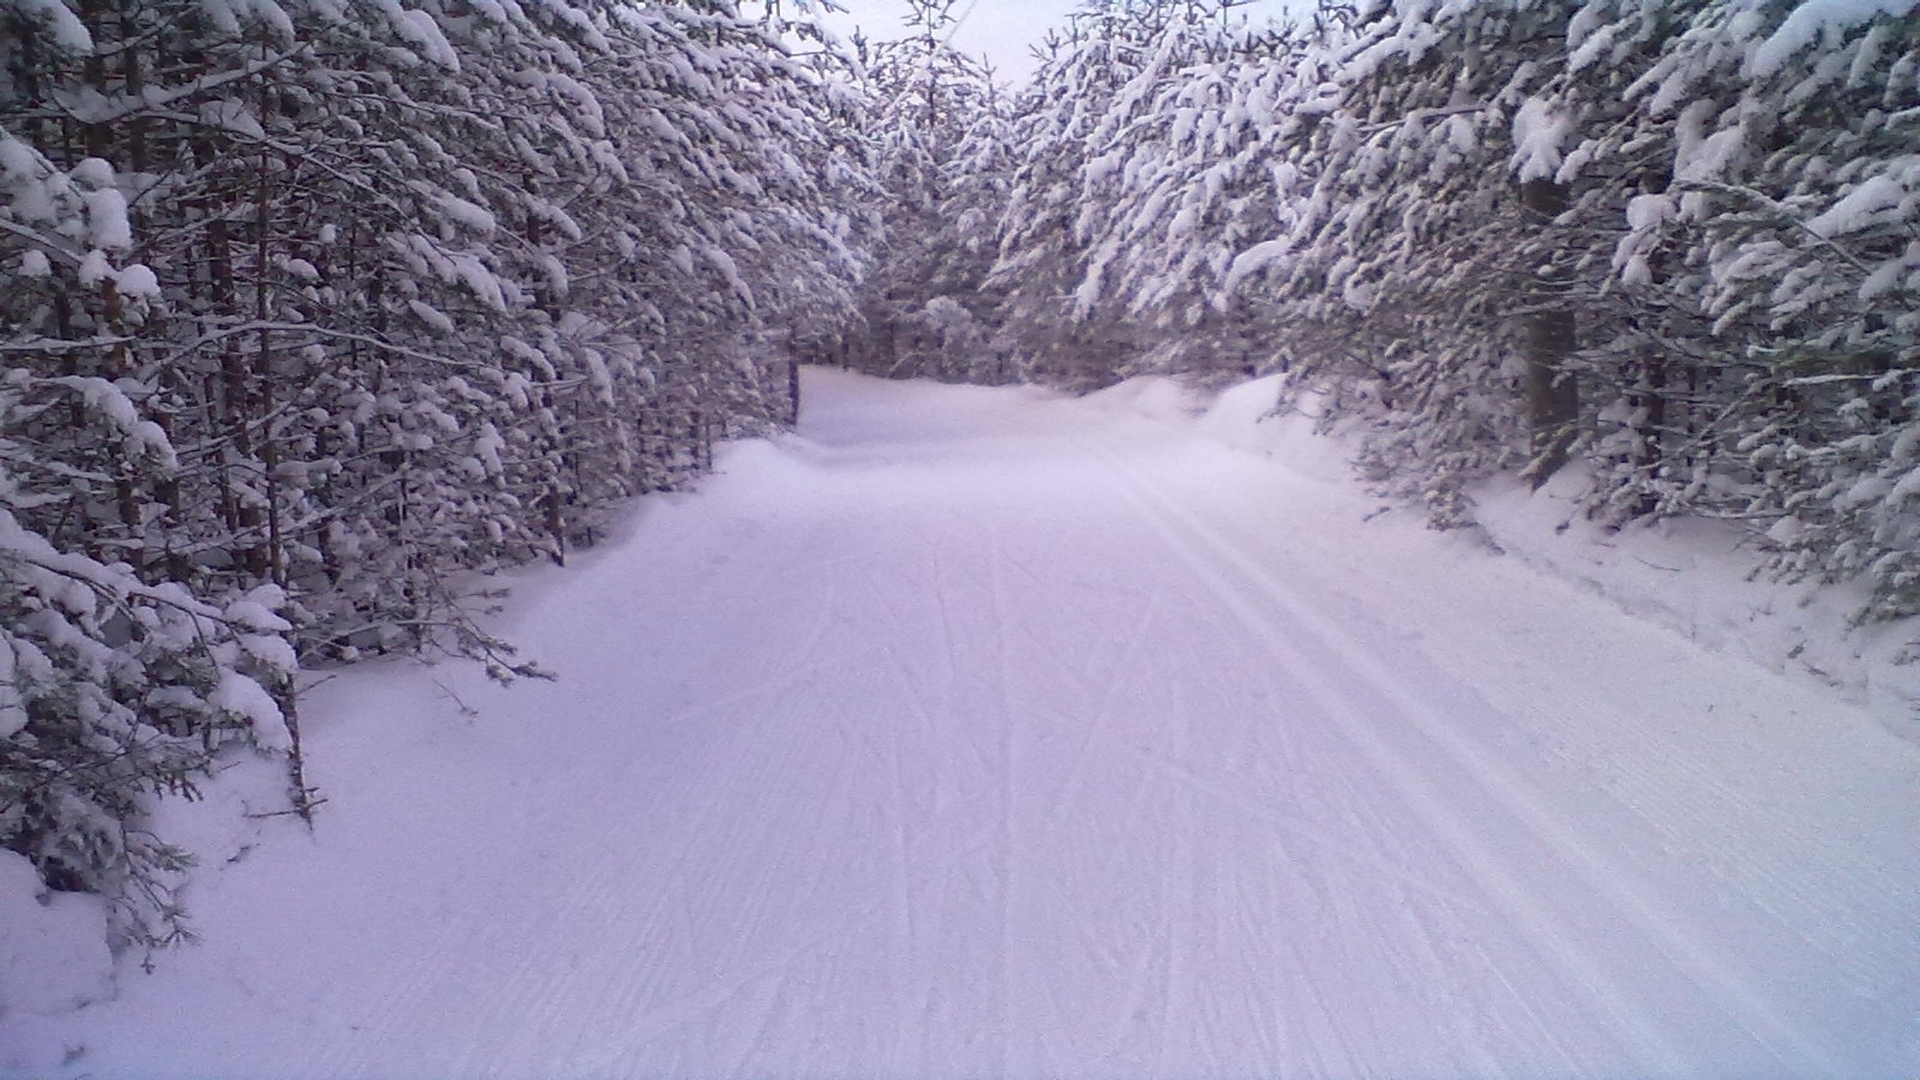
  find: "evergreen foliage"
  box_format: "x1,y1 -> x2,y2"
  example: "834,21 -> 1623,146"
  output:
987,0 -> 1240,387
9,0 -> 1919,965
831,0 -> 1009,382
987,0 -> 1920,619
2,0 -> 865,951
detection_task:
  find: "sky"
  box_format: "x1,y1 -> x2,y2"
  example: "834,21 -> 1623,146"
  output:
815,0 -> 1314,85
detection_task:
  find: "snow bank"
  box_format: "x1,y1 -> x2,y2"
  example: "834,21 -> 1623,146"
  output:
1468,470 -> 1920,729
1084,373 -> 1355,483
1078,372 -> 1197,423
1130,373 -> 1920,736
1194,375 -> 1351,483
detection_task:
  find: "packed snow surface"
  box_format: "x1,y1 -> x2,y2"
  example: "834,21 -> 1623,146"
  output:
8,369 -> 1917,1078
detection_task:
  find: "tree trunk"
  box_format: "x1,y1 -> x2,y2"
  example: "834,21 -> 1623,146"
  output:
1519,177 -> 1578,488
1634,354 -> 1666,517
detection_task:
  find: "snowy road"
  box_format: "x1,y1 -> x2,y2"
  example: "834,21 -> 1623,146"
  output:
16,370 -> 1919,1078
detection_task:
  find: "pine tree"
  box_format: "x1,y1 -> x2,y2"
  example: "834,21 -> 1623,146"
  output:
977,0 -> 1919,620
2,0 -> 871,953
987,0 -> 1264,388
1,130 -> 303,955
835,0 -> 1009,382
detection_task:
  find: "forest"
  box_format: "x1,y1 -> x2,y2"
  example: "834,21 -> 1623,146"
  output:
2,0 -> 1916,961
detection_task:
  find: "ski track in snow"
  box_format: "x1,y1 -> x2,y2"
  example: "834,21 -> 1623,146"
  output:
1090,444 -> 1812,1074
12,368 -> 1918,1080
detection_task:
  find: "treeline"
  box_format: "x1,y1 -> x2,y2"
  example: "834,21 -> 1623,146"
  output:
9,0 -> 1919,961
854,0 -> 1920,623
1,0 -> 867,950
813,0 -> 1009,381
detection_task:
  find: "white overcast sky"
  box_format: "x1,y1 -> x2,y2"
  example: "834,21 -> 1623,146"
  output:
816,0 -> 1316,85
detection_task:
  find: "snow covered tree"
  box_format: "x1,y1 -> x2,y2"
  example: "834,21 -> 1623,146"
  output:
832,0 -> 1009,382
0,129 -> 304,955
1201,1 -> 1628,520
1167,0 -> 1920,617
985,0 -> 1918,621
6,0 -> 868,654
988,0 -> 1266,388
1599,0 -> 1920,617
2,0 -> 871,950
1040,9 -> 1339,380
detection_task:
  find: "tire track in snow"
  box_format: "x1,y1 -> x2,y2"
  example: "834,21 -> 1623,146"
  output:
1088,439 -> 1834,1077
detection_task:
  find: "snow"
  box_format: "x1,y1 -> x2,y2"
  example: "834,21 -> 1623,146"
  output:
0,136 -> 60,227
1509,96 -> 1572,183
1806,171 -> 1910,238
75,249 -> 111,288
1615,192 -> 1675,284
377,0 -> 460,70
407,298 -> 455,333
8,0 -> 92,53
1223,237 -> 1290,294
4,370 -> 1916,1078
1747,0 -> 1920,78
198,0 -> 294,39
435,193 -> 497,235
111,263 -> 159,299
83,188 -> 131,251
0,640 -> 26,740
227,591 -> 299,673
702,244 -> 753,307
0,852 -> 112,1020
54,376 -> 139,432
210,671 -> 291,753
450,252 -> 507,311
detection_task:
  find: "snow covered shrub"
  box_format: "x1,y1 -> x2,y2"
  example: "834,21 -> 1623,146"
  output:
0,526 -> 299,954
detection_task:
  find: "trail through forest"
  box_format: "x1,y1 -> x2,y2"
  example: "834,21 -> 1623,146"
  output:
13,369 -> 1917,1079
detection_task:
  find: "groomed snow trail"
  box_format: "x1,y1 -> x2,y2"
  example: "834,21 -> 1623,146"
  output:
18,370 -> 1918,1079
